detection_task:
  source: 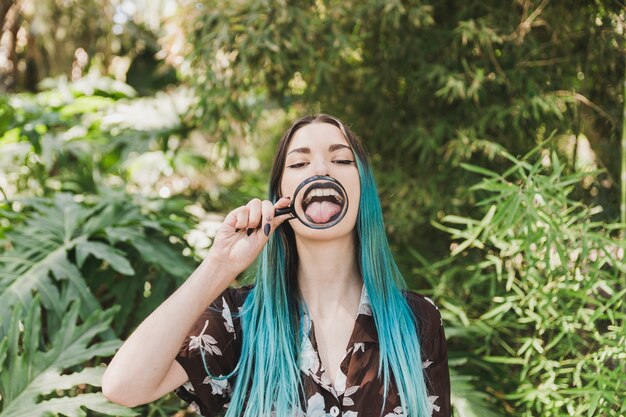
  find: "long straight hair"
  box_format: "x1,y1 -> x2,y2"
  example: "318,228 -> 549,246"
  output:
205,114 -> 431,416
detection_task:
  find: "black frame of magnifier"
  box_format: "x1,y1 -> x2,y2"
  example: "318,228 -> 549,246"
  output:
274,175 -> 349,230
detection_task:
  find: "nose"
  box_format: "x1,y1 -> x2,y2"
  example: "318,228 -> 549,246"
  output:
310,156 -> 330,176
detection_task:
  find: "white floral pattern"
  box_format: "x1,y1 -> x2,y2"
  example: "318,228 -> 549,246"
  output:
423,297 -> 443,326
334,367 -> 347,395
428,396 -> 441,414
383,405 -> 407,417
342,385 -> 359,406
188,320 -> 222,356
305,393 -> 331,417
202,374 -> 231,396
221,297 -> 235,337
299,336 -> 321,375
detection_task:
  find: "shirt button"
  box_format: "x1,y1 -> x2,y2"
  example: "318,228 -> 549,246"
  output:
330,406 -> 340,416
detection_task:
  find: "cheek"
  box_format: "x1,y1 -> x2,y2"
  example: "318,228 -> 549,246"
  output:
346,180 -> 360,217
351,190 -> 360,216
349,174 -> 361,201
280,177 -> 298,198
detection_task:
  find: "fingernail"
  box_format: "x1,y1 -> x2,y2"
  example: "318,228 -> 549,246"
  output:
246,228 -> 254,236
264,223 -> 271,236
235,228 -> 241,233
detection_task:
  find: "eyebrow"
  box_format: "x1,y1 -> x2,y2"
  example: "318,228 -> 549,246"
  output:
287,144 -> 352,155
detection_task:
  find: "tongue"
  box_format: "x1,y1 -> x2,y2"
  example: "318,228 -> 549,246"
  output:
305,201 -> 341,224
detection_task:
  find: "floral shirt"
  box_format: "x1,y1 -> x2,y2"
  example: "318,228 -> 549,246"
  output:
174,283 -> 451,417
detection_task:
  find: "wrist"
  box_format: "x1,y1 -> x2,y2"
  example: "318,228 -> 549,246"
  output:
201,252 -> 238,283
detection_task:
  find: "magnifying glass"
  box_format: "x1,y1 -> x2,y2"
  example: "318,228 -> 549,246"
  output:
275,175 -> 349,229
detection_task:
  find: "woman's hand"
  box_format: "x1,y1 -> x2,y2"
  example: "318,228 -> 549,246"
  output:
206,196 -> 292,277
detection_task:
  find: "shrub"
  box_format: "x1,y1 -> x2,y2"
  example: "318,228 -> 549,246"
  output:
420,145 -> 626,416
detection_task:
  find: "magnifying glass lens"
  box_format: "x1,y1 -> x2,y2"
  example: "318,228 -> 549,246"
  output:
276,175 -> 349,230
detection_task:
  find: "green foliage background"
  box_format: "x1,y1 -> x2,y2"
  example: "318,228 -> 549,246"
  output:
0,1 -> 624,416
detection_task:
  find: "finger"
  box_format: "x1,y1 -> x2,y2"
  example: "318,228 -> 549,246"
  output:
235,206 -> 249,231
246,198 -> 263,234
260,200 -> 275,237
272,197 -> 293,228
223,207 -> 240,229
274,196 -> 292,211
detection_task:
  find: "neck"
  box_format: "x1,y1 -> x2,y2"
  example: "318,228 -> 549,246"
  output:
295,233 -> 362,318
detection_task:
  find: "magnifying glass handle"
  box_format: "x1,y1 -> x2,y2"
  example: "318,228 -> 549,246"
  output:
275,207 -> 292,216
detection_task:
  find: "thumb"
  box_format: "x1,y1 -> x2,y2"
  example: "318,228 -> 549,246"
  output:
272,196 -> 293,228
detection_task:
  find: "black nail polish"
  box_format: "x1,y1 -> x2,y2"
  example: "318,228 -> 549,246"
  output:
246,228 -> 254,236
264,223 -> 271,236
235,228 -> 241,233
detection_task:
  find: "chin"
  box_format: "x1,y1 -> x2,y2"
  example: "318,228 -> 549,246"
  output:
292,219 -> 358,242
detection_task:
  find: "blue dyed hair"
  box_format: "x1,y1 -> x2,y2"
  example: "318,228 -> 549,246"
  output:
202,114 -> 431,416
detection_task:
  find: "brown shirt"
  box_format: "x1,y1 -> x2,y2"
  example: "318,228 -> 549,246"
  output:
175,283 -> 451,417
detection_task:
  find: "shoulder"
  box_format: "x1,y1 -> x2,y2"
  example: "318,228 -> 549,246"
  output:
402,289 -> 442,318
401,289 -> 444,337
218,283 -> 255,308
203,283 -> 255,316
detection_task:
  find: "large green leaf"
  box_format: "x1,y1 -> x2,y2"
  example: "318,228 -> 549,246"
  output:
0,192 -> 193,333
0,299 -> 137,417
0,195 -> 101,330
75,239 -> 135,275
104,226 -> 192,279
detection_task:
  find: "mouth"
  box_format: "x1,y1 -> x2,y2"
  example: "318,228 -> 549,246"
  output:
301,182 -> 345,225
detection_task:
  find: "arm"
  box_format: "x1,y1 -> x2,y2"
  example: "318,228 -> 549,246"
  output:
101,255 -> 235,407
101,196 -> 292,407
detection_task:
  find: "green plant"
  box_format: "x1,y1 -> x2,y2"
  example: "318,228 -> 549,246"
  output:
0,191 -> 195,335
420,144 -> 626,416
0,73 -> 239,416
0,297 -> 136,417
181,0 -> 624,256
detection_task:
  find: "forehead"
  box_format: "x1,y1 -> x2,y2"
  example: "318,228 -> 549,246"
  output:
287,122 -> 350,151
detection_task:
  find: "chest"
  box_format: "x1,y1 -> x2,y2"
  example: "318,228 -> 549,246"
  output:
312,316 -> 356,384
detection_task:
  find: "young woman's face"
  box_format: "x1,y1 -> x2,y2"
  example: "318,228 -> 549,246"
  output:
280,122 -> 361,240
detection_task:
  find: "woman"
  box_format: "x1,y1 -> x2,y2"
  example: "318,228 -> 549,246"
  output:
102,114 -> 451,417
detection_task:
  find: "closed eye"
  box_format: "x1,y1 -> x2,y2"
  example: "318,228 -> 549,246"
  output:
287,162 -> 308,169
287,160 -> 354,169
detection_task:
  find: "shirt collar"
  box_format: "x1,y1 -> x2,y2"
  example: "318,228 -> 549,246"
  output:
351,283 -> 377,344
